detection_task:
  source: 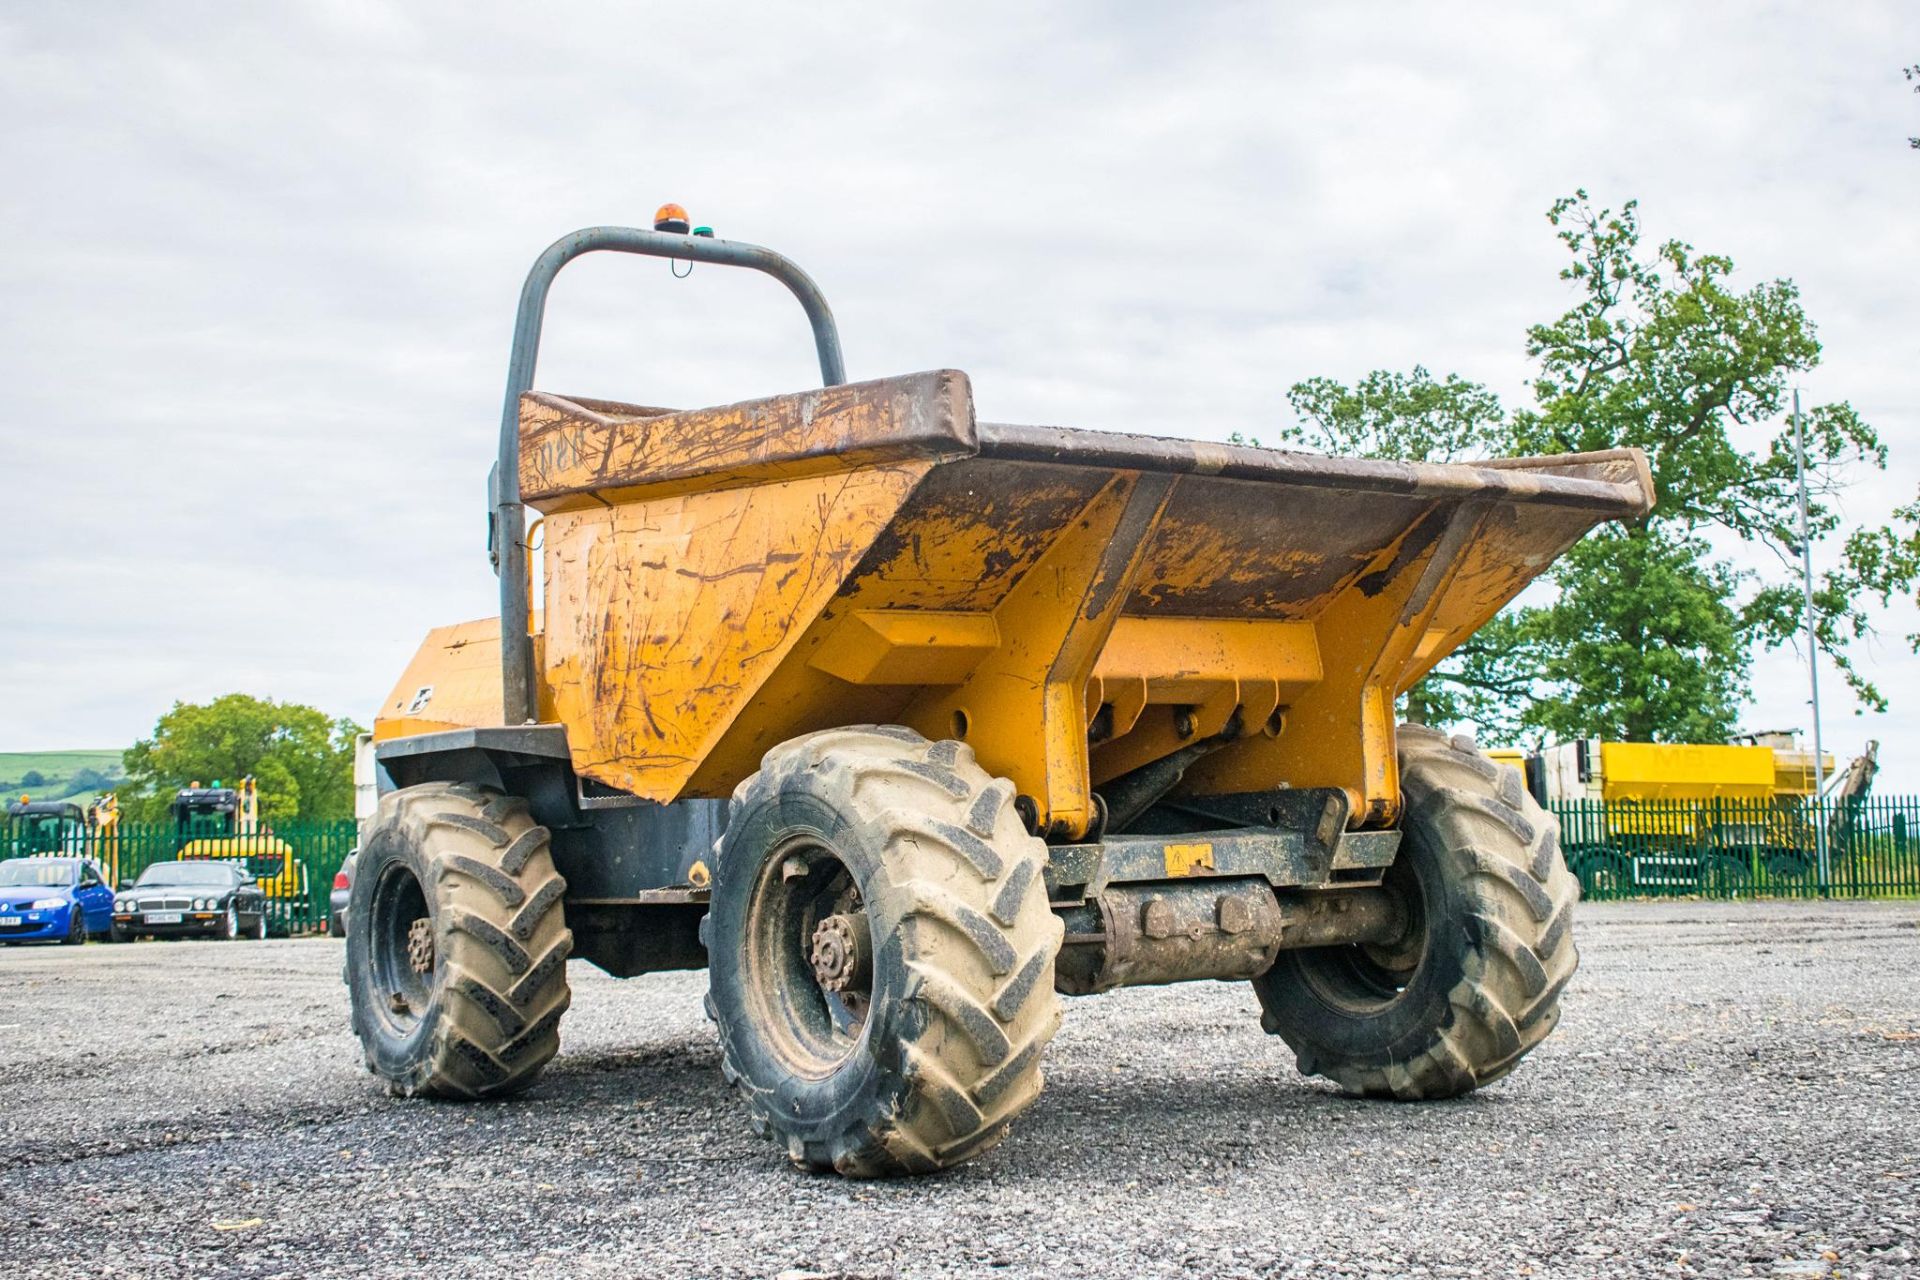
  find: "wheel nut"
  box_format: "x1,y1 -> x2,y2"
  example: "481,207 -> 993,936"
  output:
810,913 -> 871,994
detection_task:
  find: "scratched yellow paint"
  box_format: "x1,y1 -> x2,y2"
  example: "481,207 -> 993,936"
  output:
519,370 -> 974,510
373,370 -> 1650,833
1086,616 -> 1322,784
372,618 -> 508,741
1181,509 -> 1483,825
903,472 -> 1175,838
540,462 -> 934,801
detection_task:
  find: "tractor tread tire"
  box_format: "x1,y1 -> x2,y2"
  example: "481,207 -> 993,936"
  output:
1256,724 -> 1578,1100
707,726 -> 1063,1178
347,782 -> 571,1101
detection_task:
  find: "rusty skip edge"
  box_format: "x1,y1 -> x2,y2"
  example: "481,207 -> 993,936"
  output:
516,365 -> 1651,518
517,369 -> 978,507
975,423 -> 1654,517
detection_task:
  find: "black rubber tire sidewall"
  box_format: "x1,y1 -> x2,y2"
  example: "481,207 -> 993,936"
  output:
345,819 -> 445,1087
707,788 -> 919,1151
1260,823 -> 1464,1066
1255,727 -> 1578,1098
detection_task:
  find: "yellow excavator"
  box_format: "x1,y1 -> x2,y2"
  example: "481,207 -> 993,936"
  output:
172,777 -> 307,934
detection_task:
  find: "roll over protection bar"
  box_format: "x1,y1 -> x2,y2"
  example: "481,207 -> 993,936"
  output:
491,225 -> 846,723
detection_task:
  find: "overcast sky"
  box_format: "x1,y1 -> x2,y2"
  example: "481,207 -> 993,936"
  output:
3,2 -> 1916,781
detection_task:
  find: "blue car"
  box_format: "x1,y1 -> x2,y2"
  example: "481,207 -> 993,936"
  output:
0,856 -> 115,945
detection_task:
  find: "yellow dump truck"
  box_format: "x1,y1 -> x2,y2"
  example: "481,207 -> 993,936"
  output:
349,219 -> 1652,1176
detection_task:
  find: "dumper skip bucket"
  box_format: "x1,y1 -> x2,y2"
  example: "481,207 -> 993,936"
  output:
476,369 -> 1651,839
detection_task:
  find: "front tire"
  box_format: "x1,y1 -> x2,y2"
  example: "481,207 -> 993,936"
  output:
1254,725 -> 1578,1099
706,727 -> 1063,1177
346,782 -> 572,1099
63,906 -> 88,946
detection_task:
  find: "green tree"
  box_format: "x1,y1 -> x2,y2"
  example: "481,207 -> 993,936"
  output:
1290,191 -> 1918,742
1907,64 -> 1919,149
19,769 -> 46,789
1511,192 -> 1907,718
59,767 -> 110,800
1524,528 -> 1748,742
120,694 -> 363,823
1283,366 -> 1508,463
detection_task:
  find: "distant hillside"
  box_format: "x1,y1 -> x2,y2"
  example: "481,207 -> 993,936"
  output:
0,750 -> 127,807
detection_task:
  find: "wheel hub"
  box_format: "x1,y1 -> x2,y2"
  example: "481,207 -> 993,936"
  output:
809,912 -> 871,994
406,916 -> 435,975
1357,869 -> 1426,978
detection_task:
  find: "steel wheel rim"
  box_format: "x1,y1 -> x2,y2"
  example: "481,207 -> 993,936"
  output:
1297,846 -> 1429,1014
369,864 -> 434,1033
742,835 -> 872,1079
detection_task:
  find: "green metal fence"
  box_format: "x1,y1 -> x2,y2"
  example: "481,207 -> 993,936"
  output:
1551,794 -> 1918,900
2,819 -> 357,935
13,796 -> 1912,919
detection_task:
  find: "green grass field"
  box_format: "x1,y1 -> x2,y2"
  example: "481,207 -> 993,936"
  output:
0,750 -> 127,805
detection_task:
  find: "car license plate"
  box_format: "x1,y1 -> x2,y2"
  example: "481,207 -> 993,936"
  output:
146,912 -> 183,924
0,916 -> 19,927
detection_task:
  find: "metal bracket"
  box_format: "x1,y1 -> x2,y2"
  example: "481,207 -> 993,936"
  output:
1044,824 -> 1400,903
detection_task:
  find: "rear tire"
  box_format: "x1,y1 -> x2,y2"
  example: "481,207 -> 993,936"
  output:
1253,725 -> 1578,1099
346,782 -> 572,1099
706,726 -> 1063,1177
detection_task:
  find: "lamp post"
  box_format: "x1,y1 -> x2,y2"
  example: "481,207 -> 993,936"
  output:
1792,388 -> 1830,891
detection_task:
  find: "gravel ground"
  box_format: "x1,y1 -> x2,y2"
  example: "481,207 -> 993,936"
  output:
2,900 -> 1916,1279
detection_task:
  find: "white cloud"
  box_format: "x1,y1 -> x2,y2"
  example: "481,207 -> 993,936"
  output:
1,0 -> 1915,782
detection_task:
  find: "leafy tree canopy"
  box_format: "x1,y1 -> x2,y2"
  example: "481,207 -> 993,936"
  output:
1283,367 -> 1507,463
120,693 -> 363,823
1285,191 -> 1918,744
1907,64 -> 1919,150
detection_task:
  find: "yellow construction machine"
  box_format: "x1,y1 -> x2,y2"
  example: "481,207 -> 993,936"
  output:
5,797 -> 93,856
1524,734 -> 1877,891
348,214 -> 1652,1176
172,777 -> 306,933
